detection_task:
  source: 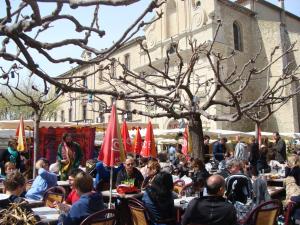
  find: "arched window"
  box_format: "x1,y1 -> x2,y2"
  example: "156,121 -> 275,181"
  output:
233,21 -> 243,51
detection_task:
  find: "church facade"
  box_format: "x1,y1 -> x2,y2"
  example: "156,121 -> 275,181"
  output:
54,0 -> 300,133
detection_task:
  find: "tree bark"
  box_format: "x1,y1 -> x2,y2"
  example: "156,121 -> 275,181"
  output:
33,110 -> 41,178
188,114 -> 204,161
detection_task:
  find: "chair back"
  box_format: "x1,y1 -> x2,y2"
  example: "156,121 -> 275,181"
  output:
284,201 -> 296,225
239,200 -> 282,225
80,208 -> 116,225
127,198 -> 150,225
43,186 -> 66,207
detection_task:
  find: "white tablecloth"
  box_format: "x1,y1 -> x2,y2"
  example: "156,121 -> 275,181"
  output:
174,196 -> 195,209
32,206 -> 60,223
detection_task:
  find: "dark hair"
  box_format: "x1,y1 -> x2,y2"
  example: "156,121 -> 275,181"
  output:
192,158 -> 205,171
273,131 -> 280,136
157,152 -> 168,162
8,138 -> 17,147
38,157 -> 49,165
206,175 -> 225,195
204,135 -> 210,140
62,133 -> 72,142
68,168 -> 83,177
4,171 -> 25,191
147,172 -> 173,201
74,171 -> 94,193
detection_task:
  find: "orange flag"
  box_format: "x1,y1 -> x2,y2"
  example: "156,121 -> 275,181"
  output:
98,104 -> 125,166
121,120 -> 132,153
132,127 -> 143,155
140,121 -> 156,158
182,126 -> 192,156
16,115 -> 26,152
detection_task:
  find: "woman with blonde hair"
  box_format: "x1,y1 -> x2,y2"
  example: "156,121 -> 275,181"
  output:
285,154 -> 300,185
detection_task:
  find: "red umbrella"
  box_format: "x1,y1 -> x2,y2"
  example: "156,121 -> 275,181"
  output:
98,104 -> 126,167
132,127 -> 143,155
121,120 -> 132,153
182,125 -> 192,156
16,115 -> 26,152
140,121 -> 156,158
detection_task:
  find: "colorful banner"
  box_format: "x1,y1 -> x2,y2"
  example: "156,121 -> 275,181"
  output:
39,127 -> 96,165
16,115 -> 26,152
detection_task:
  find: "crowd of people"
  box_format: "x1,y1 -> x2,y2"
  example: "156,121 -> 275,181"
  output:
0,131 -> 300,225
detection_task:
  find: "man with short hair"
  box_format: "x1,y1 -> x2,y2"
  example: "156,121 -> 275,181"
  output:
182,175 -> 237,225
203,135 -> 211,163
273,132 -> 287,163
58,171 -> 105,225
25,158 -> 57,200
213,137 -> 227,162
116,157 -> 144,188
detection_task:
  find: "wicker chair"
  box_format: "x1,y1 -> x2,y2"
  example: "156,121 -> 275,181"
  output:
238,199 -> 282,225
43,185 -> 66,207
127,198 -> 150,225
80,208 -> 116,225
127,197 -> 175,225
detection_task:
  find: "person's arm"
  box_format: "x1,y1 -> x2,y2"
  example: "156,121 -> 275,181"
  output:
38,168 -> 57,184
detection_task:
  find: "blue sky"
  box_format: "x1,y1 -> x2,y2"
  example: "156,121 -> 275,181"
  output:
0,0 -> 299,79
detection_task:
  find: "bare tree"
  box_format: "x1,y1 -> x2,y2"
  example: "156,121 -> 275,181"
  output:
1,0 -> 299,161
0,70 -> 61,177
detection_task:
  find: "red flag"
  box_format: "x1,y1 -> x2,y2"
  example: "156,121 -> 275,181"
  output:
98,104 -> 125,166
132,127 -> 143,155
16,115 -> 26,152
140,121 -> 156,158
182,125 -> 192,156
121,120 -> 132,153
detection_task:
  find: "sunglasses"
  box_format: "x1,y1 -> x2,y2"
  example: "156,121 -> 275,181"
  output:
126,163 -> 134,166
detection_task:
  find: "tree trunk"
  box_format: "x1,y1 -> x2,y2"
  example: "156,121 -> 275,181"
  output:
33,110 -> 41,178
188,114 -> 204,160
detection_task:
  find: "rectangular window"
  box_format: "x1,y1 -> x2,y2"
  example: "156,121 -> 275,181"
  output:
53,112 -> 57,121
111,61 -> 116,78
68,108 -> 72,122
82,77 -> 87,87
98,65 -> 104,82
60,110 -> 65,122
82,105 -> 87,120
124,54 -> 130,70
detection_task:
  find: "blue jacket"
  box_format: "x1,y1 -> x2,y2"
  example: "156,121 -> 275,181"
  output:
25,168 -> 57,200
95,161 -> 124,184
142,190 -> 175,225
58,192 -> 105,225
213,142 -> 226,161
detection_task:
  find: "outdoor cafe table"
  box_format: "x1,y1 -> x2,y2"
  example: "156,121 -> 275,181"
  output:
101,189 -> 144,199
32,206 -> 60,225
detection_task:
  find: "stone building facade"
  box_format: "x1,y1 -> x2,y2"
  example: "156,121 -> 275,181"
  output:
54,0 -> 300,133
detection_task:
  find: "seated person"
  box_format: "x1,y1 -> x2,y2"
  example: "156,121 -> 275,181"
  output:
95,160 -> 123,191
182,175 -> 237,225
116,157 -> 144,189
0,161 -> 17,180
0,171 -> 38,222
25,158 -> 57,200
57,171 -> 105,225
65,168 -> 82,204
142,172 -> 175,224
141,159 -> 161,189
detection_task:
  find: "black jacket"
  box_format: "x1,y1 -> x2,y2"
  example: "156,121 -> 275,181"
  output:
181,195 -> 237,225
115,167 -> 144,189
